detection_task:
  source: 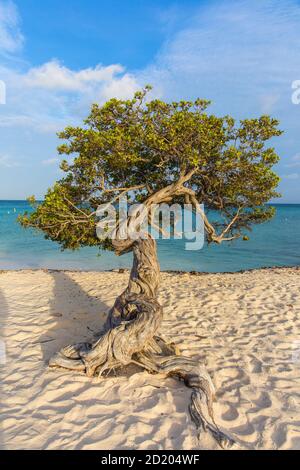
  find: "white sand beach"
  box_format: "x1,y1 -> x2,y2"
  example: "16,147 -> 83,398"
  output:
0,268 -> 300,450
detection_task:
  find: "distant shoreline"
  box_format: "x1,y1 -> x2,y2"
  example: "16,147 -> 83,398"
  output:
1,265 -> 299,276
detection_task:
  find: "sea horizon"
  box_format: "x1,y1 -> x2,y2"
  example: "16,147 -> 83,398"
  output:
1,200 -> 299,273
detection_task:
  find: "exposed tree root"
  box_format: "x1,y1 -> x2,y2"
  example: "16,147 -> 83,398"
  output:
49,237 -> 235,449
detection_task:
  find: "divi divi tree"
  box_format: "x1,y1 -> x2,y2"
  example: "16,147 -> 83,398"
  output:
20,87 -> 282,448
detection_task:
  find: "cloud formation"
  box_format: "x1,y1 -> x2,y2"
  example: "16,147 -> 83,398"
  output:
41,157 -> 60,166
0,0 -> 23,53
4,0 -> 300,133
282,173 -> 299,180
0,58 -> 141,133
285,154 -> 300,168
0,154 -> 20,167
1,0 -> 300,200
140,0 -> 300,116
24,60 -> 133,92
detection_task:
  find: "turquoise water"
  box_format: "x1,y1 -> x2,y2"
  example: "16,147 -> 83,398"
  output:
0,201 -> 299,272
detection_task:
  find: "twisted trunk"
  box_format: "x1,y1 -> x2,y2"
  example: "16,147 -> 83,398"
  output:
49,236 -> 234,449
106,237 -> 161,329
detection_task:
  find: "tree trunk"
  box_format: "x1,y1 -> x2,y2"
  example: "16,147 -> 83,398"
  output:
49,236 -> 234,449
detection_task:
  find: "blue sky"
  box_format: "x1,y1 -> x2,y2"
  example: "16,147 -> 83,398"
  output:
0,0 -> 300,201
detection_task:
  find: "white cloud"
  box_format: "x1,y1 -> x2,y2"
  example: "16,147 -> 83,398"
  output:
285,154 -> 300,168
0,0 -> 23,53
139,0 -> 300,117
0,59 -> 141,134
100,72 -> 142,101
42,157 -> 60,166
282,173 -> 299,180
260,94 -> 280,114
24,60 -> 125,91
0,154 -> 20,167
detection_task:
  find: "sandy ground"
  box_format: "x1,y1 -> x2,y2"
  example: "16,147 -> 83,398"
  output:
0,267 -> 300,450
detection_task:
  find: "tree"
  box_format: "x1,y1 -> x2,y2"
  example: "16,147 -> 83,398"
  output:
19,87 -> 282,448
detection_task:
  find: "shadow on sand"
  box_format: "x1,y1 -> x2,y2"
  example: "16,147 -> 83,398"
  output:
39,270 -> 143,378
38,271 -> 110,363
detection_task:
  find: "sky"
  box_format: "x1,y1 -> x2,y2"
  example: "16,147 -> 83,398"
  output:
0,0 -> 300,202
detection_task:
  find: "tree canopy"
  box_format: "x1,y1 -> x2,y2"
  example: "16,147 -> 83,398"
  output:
19,86 -> 282,252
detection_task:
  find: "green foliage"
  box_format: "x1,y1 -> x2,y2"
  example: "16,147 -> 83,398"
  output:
19,87 -> 282,250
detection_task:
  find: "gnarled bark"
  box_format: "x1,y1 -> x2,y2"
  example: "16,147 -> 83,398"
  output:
49,236 -> 234,449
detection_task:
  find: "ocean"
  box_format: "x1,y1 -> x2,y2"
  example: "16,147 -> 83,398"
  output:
0,201 -> 299,272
